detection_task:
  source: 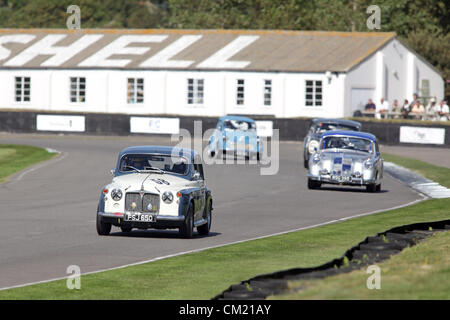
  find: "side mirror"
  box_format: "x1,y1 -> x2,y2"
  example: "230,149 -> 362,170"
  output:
110,169 -> 115,175
192,172 -> 201,181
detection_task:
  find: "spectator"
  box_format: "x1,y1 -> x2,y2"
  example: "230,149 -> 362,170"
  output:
437,100 -> 449,121
401,99 -> 410,119
409,93 -> 420,110
377,98 -> 389,118
390,99 -> 401,118
364,99 -> 376,113
391,99 -> 401,112
410,100 -> 425,116
425,97 -> 437,119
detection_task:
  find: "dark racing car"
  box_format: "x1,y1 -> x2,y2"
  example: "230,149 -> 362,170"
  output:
303,118 -> 361,168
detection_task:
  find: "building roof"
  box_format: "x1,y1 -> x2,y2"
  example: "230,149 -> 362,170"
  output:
321,130 -> 377,141
0,29 -> 396,72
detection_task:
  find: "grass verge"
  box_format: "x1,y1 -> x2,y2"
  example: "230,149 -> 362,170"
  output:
272,230 -> 450,299
0,152 -> 448,300
0,144 -> 57,183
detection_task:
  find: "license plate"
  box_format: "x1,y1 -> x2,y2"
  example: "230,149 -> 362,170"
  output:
124,213 -> 155,222
332,175 -> 350,182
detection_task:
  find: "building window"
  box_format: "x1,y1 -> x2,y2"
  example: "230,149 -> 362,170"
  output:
187,78 -> 204,104
236,79 -> 245,105
127,78 -> 144,104
15,77 -> 30,102
70,77 -> 86,103
263,79 -> 272,106
305,80 -> 322,106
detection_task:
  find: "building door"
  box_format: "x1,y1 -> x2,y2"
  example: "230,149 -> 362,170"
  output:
351,88 -> 375,113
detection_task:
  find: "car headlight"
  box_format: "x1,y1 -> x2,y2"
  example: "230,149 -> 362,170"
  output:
308,140 -> 319,154
111,189 -> 122,201
162,191 -> 174,204
312,153 -> 321,164
364,159 -> 374,169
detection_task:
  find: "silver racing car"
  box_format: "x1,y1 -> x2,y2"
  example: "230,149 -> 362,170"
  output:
307,130 -> 383,192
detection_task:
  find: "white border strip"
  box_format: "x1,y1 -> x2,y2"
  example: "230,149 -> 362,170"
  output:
0,193 -> 427,292
384,162 -> 450,199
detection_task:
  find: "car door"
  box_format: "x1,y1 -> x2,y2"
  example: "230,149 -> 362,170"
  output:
374,141 -> 383,179
192,159 -> 206,221
304,126 -> 315,159
197,162 -> 206,215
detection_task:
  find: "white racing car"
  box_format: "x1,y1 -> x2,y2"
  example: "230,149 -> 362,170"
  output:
97,146 -> 212,238
307,131 -> 384,192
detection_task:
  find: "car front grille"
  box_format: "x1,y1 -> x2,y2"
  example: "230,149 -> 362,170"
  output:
125,192 -> 159,213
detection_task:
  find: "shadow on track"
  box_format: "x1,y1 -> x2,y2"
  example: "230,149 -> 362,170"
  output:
109,229 -> 221,239
313,186 -> 389,193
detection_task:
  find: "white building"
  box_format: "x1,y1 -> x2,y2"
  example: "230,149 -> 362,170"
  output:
0,29 -> 444,118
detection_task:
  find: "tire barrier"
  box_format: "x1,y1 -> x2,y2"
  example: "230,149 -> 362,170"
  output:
212,219 -> 450,300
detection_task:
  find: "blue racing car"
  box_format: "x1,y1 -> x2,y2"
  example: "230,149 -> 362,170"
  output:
208,115 -> 262,161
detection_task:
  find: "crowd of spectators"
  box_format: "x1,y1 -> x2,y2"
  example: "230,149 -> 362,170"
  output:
360,93 -> 449,121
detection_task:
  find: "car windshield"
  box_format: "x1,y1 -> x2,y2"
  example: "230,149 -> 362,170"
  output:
315,123 -> 359,134
223,120 -> 256,132
119,154 -> 189,175
322,136 -> 373,153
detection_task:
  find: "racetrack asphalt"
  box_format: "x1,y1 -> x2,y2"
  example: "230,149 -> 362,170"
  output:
0,133 -> 423,289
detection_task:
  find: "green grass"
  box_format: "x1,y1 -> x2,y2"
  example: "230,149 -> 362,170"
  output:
0,144 -> 57,183
382,153 -> 450,188
273,231 -> 450,299
0,149 -> 448,300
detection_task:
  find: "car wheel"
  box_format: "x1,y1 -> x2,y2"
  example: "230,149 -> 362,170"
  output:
307,179 -> 321,189
198,200 -> 212,236
376,184 -> 381,192
120,226 -> 132,233
96,212 -> 111,236
304,158 -> 309,169
209,141 -> 217,158
366,183 -> 377,193
180,203 -> 194,239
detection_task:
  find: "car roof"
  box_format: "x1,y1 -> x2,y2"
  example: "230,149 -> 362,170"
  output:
312,118 -> 362,128
321,130 -> 377,141
118,146 -> 197,160
219,115 -> 256,123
